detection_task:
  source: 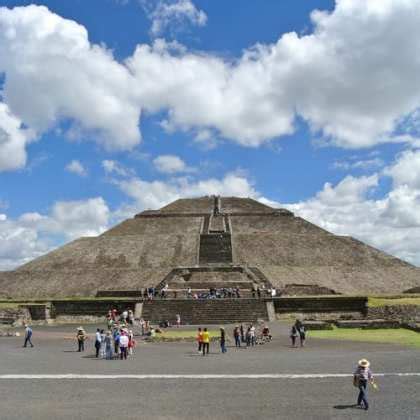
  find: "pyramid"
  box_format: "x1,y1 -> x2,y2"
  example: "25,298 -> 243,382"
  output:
0,196 -> 419,298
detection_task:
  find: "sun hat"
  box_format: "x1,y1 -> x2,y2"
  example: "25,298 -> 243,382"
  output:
358,359 -> 370,368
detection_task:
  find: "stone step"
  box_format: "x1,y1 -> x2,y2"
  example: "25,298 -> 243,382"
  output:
141,299 -> 268,324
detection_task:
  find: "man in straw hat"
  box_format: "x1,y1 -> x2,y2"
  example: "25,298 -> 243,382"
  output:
353,358 -> 374,410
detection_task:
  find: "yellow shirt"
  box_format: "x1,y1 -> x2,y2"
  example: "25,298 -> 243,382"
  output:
202,331 -> 210,343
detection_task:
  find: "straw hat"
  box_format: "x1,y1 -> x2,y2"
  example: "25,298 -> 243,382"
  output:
358,358 -> 370,368
77,326 -> 84,331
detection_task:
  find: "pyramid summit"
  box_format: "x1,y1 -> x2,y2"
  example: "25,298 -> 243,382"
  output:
0,195 -> 419,299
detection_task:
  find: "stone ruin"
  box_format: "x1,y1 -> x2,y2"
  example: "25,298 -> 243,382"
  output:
0,195 -> 419,299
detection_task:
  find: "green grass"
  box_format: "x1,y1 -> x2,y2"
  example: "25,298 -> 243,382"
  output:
310,327 -> 420,348
368,297 -> 420,307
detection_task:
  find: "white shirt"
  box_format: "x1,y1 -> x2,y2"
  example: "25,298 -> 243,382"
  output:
119,335 -> 129,347
95,332 -> 101,342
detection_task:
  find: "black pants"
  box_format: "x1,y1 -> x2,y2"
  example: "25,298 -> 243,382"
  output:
202,342 -> 209,355
95,341 -> 101,358
78,340 -> 84,352
198,341 -> 202,352
24,336 -> 33,347
120,347 -> 127,360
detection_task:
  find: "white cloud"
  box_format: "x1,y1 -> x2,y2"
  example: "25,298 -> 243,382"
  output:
287,153 -> 420,266
115,172 -> 260,210
153,154 -> 193,174
128,0 -> 420,148
0,197 -> 110,270
144,0 -> 207,37
3,1 -> 420,164
0,5 -> 140,154
65,159 -> 87,177
102,159 -> 134,177
333,157 -> 384,171
0,102 -> 34,171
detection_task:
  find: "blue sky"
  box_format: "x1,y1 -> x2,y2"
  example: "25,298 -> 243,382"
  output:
1,0 -> 420,269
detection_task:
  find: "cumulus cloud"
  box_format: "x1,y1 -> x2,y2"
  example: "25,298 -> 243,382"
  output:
287,151 -> 420,266
0,197 -> 110,270
115,172 -> 260,210
3,1 -> 420,165
0,5 -> 140,154
102,159 -> 134,177
153,154 -> 194,174
65,160 -> 87,177
0,102 -> 34,171
127,0 -> 420,148
143,0 -> 207,37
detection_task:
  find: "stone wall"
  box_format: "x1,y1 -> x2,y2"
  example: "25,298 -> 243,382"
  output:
273,296 -> 367,314
367,305 -> 420,322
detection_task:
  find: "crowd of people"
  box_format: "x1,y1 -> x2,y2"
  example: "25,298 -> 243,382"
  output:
195,323 -> 273,356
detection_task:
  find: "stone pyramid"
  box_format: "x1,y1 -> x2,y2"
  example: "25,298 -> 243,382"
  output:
0,196 -> 419,298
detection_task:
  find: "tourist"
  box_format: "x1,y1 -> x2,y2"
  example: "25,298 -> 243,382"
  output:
113,328 -> 120,355
262,325 -> 272,342
271,288 -> 277,298
94,328 -> 102,358
298,324 -> 306,347
197,327 -> 203,353
176,314 -> 181,328
143,289 -> 148,299
139,318 -> 145,336
251,286 -> 256,298
119,330 -> 129,360
246,327 -> 251,347
111,308 -> 118,321
104,331 -> 113,360
202,327 -> 210,356
100,329 -> 106,357
353,359 -> 374,410
128,330 -> 136,355
233,326 -> 241,347
257,287 -> 261,299
290,325 -> 298,347
249,324 -> 256,346
128,310 -> 134,325
77,327 -> 87,352
121,309 -> 128,323
187,287 -> 192,299
240,324 -> 245,343
220,327 -> 227,353
23,323 -> 34,348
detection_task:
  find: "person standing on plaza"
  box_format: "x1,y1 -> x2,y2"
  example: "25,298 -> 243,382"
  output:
119,330 -> 129,360
290,325 -> 298,348
197,327 -> 203,354
353,359 -> 374,411
94,328 -> 102,358
298,324 -> 306,347
202,328 -> 210,356
233,326 -> 241,347
77,327 -> 87,352
240,324 -> 245,343
176,314 -> 181,328
104,331 -> 113,360
113,328 -> 120,355
249,324 -> 256,346
23,324 -> 34,348
220,327 -> 227,353
100,329 -> 106,358
128,330 -> 136,355
128,310 -> 134,326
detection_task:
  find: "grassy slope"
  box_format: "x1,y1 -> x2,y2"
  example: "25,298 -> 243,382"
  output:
368,297 -> 420,307
310,327 -> 420,348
